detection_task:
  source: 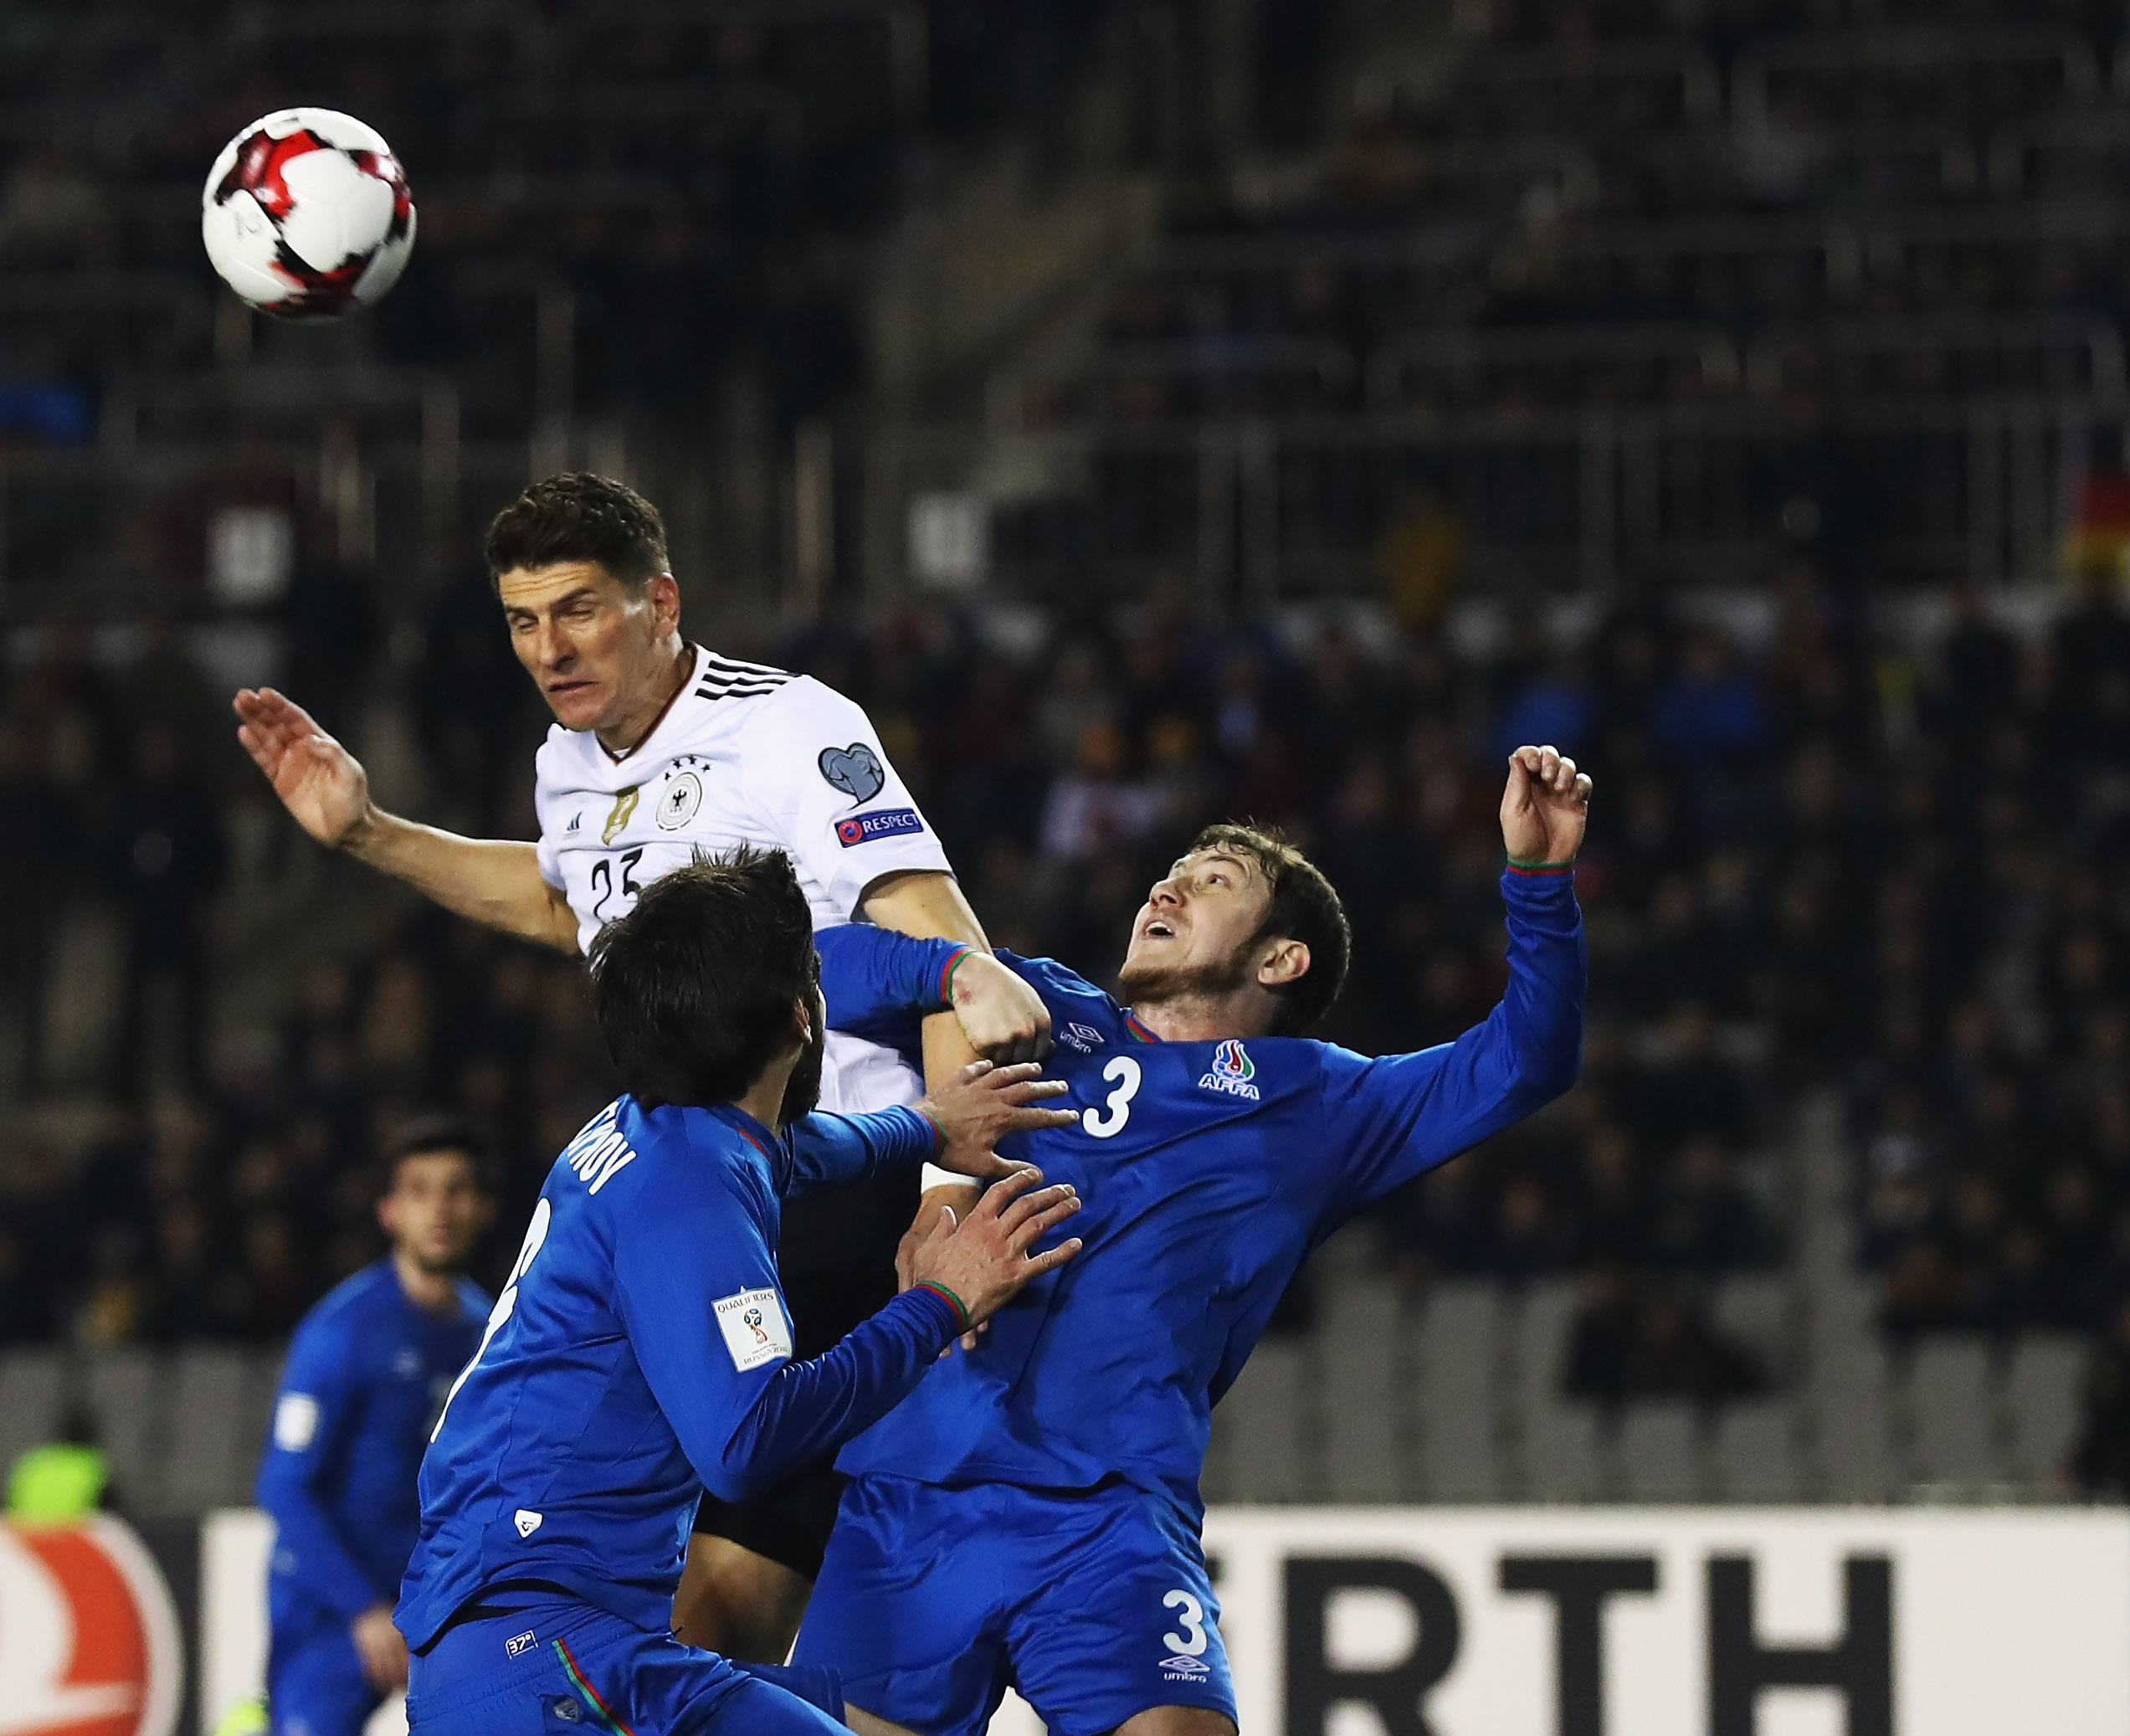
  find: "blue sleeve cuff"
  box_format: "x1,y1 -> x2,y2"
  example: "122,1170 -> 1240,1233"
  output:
872,1102 -> 944,1168
898,1282 -> 966,1342
1501,864 -> 1578,907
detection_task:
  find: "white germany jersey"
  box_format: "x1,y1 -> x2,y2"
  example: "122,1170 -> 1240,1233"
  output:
532,645 -> 952,1113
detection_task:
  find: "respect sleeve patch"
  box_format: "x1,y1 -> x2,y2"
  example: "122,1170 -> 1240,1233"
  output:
274,1393 -> 321,1451
714,1288 -> 794,1372
834,807 -> 926,847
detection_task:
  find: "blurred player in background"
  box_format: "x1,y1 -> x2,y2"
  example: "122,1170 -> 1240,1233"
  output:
234,472 -> 1045,1660
257,1120 -> 494,1736
791,747 -> 1590,1736
398,853 -> 1083,1736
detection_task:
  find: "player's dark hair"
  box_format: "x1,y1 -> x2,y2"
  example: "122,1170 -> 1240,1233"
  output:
588,848 -> 818,1112
1191,822 -> 1352,1034
381,1115 -> 491,1194
485,472 -> 670,588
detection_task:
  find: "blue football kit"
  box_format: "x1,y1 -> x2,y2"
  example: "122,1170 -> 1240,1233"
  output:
793,865 -> 1586,1736
396,1094 -> 966,1735
257,1260 -> 489,1736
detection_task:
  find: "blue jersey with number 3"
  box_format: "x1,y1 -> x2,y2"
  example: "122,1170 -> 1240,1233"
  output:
814,867 -> 1585,1518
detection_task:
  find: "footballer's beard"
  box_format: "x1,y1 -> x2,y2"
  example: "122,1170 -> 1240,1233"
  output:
1116,941 -> 1255,1010
403,1240 -> 468,1279
778,994 -> 829,1127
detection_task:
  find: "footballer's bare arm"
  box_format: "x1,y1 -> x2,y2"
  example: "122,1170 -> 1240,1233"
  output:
234,687 -> 579,953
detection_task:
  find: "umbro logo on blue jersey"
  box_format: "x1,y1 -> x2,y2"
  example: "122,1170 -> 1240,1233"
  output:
1058,1022 -> 1106,1052
1160,1655 -> 1213,1681
1197,1039 -> 1260,1101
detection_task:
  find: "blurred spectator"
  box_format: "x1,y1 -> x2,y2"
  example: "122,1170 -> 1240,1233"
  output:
1566,1268 -> 1768,1408
2075,1299 -> 2130,1497
0,719 -> 75,1094
100,726 -> 227,1099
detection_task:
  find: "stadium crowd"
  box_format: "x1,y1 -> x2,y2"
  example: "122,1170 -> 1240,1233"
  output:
4,556 -> 2130,1419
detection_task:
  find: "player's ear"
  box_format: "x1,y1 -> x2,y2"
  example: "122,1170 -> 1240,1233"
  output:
648,571 -> 681,635
1256,937 -> 1311,990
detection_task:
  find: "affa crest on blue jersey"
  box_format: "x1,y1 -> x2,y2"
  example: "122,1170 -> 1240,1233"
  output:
1197,1038 -> 1260,1101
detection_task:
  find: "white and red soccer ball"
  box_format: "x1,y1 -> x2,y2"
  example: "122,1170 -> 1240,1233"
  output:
201,107 -> 416,321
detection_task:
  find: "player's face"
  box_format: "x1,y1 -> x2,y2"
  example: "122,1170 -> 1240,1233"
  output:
497,561 -> 679,735
1117,848 -> 1274,998
378,1150 -> 492,1276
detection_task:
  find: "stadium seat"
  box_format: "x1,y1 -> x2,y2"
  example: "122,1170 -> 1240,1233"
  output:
1906,1338 -> 2003,1487
1523,1399 -> 1602,1503
1808,1339 -> 1896,1501
85,1351 -> 165,1513
0,1350 -> 67,1484
1502,1279 -> 1579,1496
1417,1283 -> 1504,1502
1714,1400 -> 1801,1502
1209,1338 -> 1311,1503
163,1347 -> 276,1513
1320,1273 -> 1406,1502
1713,1275 -> 1794,1379
1619,1401 -> 1702,1502
2004,1335 -> 2087,1487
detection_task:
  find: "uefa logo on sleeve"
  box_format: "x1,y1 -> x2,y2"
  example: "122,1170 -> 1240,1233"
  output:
0,1515 -> 182,1735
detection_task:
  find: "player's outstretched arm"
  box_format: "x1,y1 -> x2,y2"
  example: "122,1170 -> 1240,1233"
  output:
1324,745 -> 1590,1213
629,1163 -> 1077,1500
234,687 -> 577,953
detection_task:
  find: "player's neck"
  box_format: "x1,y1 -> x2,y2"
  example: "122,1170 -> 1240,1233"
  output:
594,639 -> 694,756
1130,992 -> 1274,1045
391,1248 -> 460,1316
734,1049 -> 801,1133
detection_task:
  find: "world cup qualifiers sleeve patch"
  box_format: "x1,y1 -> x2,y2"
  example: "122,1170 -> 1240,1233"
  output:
714,1287 -> 794,1372
273,1392 -> 321,1451
818,742 -> 887,804
834,808 -> 927,847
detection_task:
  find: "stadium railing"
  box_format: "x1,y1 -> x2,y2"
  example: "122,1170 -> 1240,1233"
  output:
1354,38 -> 1725,130
1732,24 -> 2101,124
879,386 -> 2116,597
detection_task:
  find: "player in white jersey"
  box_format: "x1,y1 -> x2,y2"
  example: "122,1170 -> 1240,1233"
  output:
234,472 -> 1046,1667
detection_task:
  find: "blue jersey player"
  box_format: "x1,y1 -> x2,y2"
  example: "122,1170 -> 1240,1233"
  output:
257,1121 -> 495,1736
396,850 -> 1084,1736
794,743 -> 1593,1736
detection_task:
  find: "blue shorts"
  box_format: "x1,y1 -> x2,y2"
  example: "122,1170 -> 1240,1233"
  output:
793,1476 -> 1234,1736
269,1615 -> 382,1736
407,1598 -> 844,1736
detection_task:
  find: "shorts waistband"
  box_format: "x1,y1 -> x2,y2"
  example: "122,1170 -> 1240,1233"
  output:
408,1599 -> 625,1718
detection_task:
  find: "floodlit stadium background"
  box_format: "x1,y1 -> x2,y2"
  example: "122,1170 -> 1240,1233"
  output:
5,1 -> 2130,1731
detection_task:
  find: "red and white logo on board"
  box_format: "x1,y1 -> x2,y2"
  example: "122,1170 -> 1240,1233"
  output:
0,1518 -> 182,1736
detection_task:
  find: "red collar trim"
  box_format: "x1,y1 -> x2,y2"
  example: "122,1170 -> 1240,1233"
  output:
601,645 -> 701,764
1123,1012 -> 1161,1043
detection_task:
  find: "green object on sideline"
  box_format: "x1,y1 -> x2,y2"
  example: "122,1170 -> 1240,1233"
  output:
6,1441 -> 109,1525
210,1696 -> 269,1736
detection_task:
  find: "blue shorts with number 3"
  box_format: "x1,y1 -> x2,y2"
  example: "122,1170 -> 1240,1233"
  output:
792,1474 -> 1234,1736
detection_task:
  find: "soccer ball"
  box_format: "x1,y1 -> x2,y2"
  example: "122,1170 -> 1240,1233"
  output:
201,108 -> 415,321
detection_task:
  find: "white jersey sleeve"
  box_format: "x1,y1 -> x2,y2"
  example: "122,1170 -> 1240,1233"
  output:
532,730 -> 569,891
741,675 -> 952,920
